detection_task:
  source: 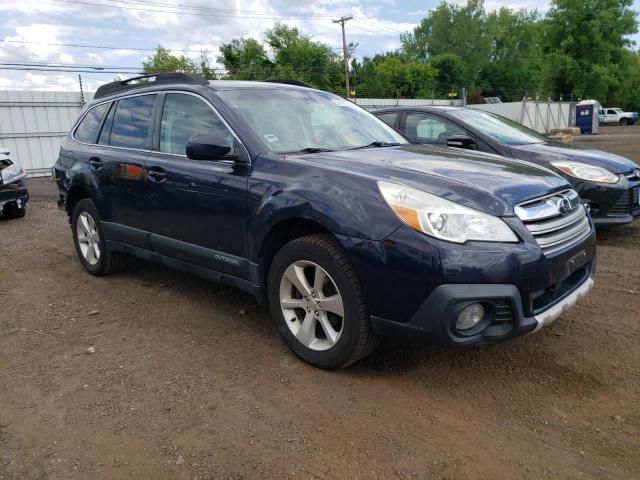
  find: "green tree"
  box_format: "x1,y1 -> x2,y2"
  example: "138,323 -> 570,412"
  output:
217,38 -> 272,80
142,46 -> 216,79
430,53 -> 465,95
478,8 -> 542,101
401,0 -> 491,86
350,53 -> 438,98
265,24 -> 343,91
539,0 -> 639,105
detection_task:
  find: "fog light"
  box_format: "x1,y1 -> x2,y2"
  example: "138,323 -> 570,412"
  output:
456,303 -> 485,331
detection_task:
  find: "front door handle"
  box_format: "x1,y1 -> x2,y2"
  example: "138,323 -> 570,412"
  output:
89,157 -> 103,171
147,166 -> 167,183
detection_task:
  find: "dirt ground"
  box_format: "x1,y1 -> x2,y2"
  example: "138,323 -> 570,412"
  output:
1,125 -> 639,480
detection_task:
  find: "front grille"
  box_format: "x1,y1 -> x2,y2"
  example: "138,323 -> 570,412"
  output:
609,187 -> 639,216
516,190 -> 591,256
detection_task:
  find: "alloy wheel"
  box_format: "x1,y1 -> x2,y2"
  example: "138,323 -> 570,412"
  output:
76,212 -> 101,265
279,260 -> 345,351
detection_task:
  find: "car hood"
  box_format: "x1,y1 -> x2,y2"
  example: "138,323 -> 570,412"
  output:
290,145 -> 570,217
511,142 -> 639,174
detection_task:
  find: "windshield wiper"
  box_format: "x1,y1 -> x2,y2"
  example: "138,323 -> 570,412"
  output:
287,147 -> 336,154
349,141 -> 402,150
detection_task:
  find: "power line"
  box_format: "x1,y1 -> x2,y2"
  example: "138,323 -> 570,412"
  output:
54,0 -> 339,19
95,0 -> 336,17
354,19 -> 408,35
1,39 -> 207,53
349,22 -> 399,38
0,61 -> 145,69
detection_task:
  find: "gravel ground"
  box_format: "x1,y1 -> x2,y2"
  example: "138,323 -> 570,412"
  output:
1,125 -> 639,479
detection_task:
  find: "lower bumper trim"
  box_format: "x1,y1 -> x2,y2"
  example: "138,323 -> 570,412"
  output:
531,276 -> 594,333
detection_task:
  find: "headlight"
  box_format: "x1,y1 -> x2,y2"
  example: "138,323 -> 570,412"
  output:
377,181 -> 518,244
0,163 -> 27,185
551,161 -> 619,184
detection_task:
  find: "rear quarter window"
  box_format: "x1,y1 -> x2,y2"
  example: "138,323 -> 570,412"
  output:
74,103 -> 109,144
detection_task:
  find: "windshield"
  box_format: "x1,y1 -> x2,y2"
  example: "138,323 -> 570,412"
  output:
449,109 -> 549,145
216,88 -> 407,153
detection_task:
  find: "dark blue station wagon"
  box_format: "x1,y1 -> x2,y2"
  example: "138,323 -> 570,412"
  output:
54,73 -> 596,368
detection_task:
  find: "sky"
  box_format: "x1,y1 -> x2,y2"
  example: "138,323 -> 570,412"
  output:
0,0 -> 639,92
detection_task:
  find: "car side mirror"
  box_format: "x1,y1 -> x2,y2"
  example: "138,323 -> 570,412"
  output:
186,133 -> 233,161
446,135 -> 475,149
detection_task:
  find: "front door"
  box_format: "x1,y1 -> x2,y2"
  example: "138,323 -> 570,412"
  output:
144,92 -> 250,278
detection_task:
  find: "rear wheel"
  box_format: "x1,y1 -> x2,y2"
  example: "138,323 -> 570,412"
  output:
267,234 -> 378,369
2,201 -> 26,219
72,198 -> 127,275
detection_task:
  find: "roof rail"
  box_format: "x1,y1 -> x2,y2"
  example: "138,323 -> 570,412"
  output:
94,72 -> 208,99
262,79 -> 312,88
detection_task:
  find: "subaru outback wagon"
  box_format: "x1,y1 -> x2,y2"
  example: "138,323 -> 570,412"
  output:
54,73 -> 596,369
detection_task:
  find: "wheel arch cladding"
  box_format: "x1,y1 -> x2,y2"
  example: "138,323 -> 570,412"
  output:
65,185 -> 91,220
258,218 -> 336,282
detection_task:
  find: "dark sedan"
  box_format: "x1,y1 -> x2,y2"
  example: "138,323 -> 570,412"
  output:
375,106 -> 640,226
0,148 -> 28,219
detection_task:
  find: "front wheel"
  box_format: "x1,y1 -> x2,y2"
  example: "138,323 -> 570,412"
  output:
620,118 -> 629,126
267,234 -> 378,369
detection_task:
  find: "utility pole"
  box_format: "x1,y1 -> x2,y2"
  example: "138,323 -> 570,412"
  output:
333,15 -> 353,99
78,74 -> 85,107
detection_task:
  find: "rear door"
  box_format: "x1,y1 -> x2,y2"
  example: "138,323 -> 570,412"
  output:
143,92 -> 250,277
90,94 -> 157,247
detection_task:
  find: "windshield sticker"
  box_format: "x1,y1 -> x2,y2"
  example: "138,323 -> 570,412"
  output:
263,134 -> 280,143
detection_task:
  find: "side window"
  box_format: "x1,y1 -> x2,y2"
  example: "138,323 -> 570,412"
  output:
110,95 -> 157,149
74,103 -> 109,144
404,113 -> 466,144
160,93 -> 232,156
607,109 -> 616,115
377,113 -> 398,128
98,102 -> 115,145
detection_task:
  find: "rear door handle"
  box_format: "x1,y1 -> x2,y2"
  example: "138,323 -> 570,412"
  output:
147,166 -> 167,183
89,157 -> 103,171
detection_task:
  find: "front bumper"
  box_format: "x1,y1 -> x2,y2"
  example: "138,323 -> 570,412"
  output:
339,216 -> 597,348
531,274 -> 594,333
0,180 -> 29,209
370,262 -> 595,347
573,179 -> 640,226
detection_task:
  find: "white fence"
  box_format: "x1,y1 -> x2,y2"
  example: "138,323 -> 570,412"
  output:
0,91 -> 93,176
356,98 -> 576,134
354,98 -> 464,110
471,101 -> 576,134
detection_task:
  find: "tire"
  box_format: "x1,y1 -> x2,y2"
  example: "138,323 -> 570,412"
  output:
267,234 -> 379,369
2,201 -> 26,219
71,198 -> 127,276
620,118 -> 629,126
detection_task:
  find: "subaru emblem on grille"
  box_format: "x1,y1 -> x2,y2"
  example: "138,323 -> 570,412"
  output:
556,195 -> 572,215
